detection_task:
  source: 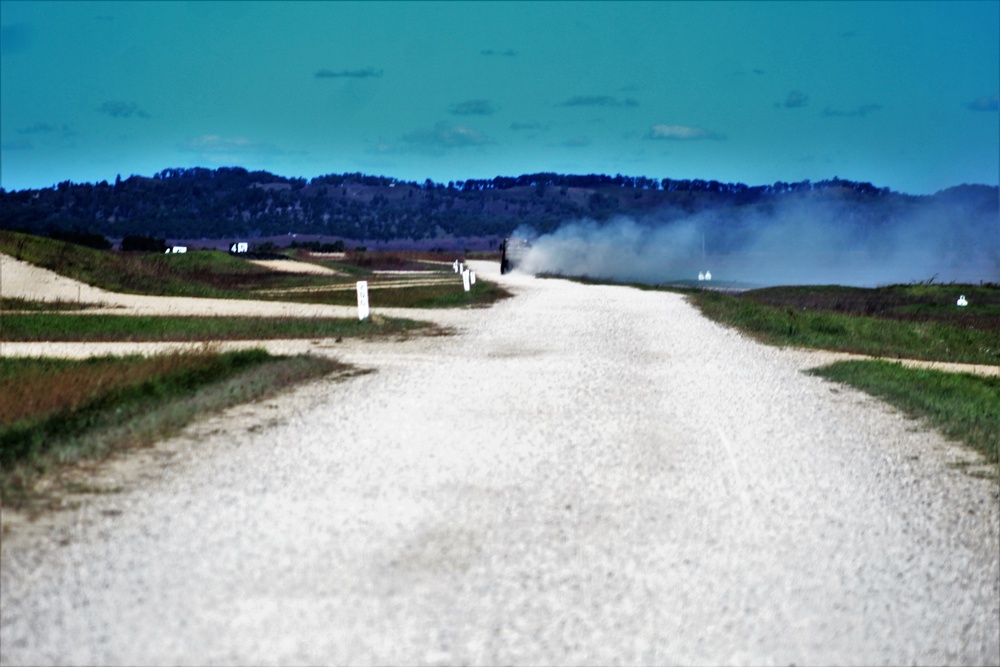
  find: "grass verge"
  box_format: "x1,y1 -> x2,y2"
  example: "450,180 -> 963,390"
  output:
687,289 -> 999,366
809,361 -> 999,474
0,313 -> 428,342
1,349 -> 355,509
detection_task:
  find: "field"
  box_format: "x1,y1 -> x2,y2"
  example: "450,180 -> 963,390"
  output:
0,232 -> 508,505
0,230 -> 511,309
686,283 -> 1000,365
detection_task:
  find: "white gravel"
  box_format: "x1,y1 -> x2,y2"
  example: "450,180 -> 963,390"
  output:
1,263 -> 998,666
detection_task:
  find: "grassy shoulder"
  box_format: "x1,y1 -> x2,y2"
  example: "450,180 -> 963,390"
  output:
0,349 -> 358,509
0,313 -> 428,342
686,288 -> 999,366
809,361 -> 999,473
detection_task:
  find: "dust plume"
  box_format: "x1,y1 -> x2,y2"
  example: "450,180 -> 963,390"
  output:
515,189 -> 999,287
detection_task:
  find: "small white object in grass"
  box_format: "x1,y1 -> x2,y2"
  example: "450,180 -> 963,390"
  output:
698,272 -> 705,281
462,269 -> 471,292
705,270 -> 712,280
957,295 -> 968,307
171,246 -> 187,254
470,271 -> 476,285
356,281 -> 370,320
453,260 -> 459,273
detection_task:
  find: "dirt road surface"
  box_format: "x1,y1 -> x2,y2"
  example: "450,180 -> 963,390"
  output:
1,262 -> 998,665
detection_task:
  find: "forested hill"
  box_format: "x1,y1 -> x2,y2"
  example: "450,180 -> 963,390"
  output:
1,167 -> 997,247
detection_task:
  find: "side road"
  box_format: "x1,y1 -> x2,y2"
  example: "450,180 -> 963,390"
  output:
1,265 -> 997,665
0,252 -> 471,327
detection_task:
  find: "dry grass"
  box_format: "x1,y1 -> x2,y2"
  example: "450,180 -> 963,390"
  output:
0,354 -> 218,427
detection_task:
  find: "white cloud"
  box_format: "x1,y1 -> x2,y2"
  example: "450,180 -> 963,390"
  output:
647,124 -> 722,141
401,122 -> 492,153
179,135 -> 285,155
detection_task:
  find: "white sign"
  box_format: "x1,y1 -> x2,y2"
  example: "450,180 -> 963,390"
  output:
231,242 -> 249,253
170,246 -> 187,254
462,269 -> 471,292
356,281 -> 370,320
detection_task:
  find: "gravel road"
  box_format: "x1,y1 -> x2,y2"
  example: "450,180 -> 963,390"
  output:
2,264 -> 998,665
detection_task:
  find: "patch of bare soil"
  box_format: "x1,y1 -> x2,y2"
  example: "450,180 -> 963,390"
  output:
247,259 -> 341,275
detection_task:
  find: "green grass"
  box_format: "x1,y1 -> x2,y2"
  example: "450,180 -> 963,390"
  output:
1,297 -> 102,311
0,349 -> 356,508
0,313 -> 428,342
271,279 -> 512,309
687,289 -> 1000,365
809,361 -> 999,472
1,231 -> 512,309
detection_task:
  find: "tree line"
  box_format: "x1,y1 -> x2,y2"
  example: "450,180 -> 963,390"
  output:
1,167 -> 994,246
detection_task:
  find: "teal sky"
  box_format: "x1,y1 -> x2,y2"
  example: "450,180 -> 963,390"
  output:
2,1 -> 997,194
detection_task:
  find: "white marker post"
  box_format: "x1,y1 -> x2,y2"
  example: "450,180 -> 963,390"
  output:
356,280 -> 370,320
453,260 -> 459,273
462,269 -> 471,292
470,271 -> 476,286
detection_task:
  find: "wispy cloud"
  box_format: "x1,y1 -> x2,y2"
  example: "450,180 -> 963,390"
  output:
1,139 -> 33,151
647,124 -> 723,141
0,24 -> 31,56
97,101 -> 150,118
400,122 -> 492,154
481,49 -> 516,57
449,99 -> 497,116
315,67 -> 383,79
557,95 -> 638,108
823,103 -> 883,118
561,135 -> 591,147
17,122 -> 75,139
17,122 -> 56,134
179,135 -> 287,155
966,94 -> 999,112
779,91 -> 808,109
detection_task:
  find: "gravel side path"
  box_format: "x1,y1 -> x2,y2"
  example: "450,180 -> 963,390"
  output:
1,268 -> 998,665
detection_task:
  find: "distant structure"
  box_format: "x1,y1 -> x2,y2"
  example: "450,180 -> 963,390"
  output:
500,237 -> 530,274
705,270 -> 712,280
698,272 -> 705,281
957,295 -> 969,307
166,246 -> 187,254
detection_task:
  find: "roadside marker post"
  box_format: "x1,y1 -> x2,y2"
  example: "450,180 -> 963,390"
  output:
453,260 -> 459,273
356,281 -> 370,320
462,269 -> 471,292
470,271 -> 476,285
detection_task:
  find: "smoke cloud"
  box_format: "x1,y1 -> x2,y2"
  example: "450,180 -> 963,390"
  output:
515,192 -> 999,287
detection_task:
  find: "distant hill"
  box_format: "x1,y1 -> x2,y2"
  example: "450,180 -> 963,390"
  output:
1,168 -> 997,251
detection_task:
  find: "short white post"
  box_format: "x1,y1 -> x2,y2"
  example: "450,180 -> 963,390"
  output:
470,271 -> 476,286
462,269 -> 471,292
453,260 -> 459,273
356,280 -> 370,320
